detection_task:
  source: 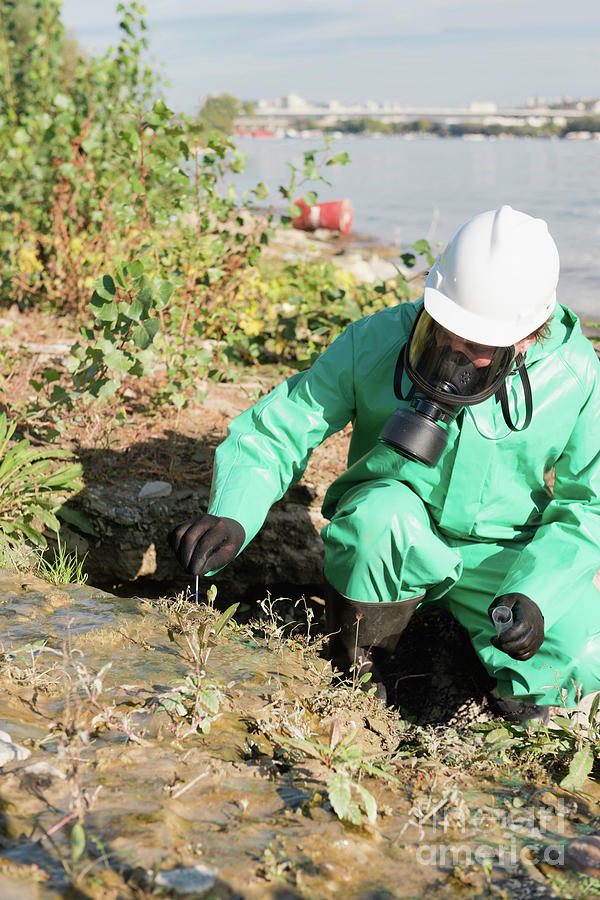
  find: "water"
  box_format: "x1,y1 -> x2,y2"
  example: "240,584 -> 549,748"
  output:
232,136 -> 600,320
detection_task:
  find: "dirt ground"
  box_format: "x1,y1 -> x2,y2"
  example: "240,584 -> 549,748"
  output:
1,571 -> 599,900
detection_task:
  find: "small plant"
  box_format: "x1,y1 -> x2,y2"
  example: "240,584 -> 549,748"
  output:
0,412 -> 82,564
256,707 -> 399,828
159,586 -> 239,737
37,537 -> 88,585
470,691 -> 600,791
158,673 -> 222,737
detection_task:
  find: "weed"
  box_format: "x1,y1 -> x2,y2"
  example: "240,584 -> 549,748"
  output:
544,870 -> 600,899
158,585 -> 239,738
36,537 -> 88,585
251,594 -> 290,648
469,694 -> 600,791
0,637 -> 61,696
255,697 -> 399,828
158,673 -> 223,738
260,842 -> 301,886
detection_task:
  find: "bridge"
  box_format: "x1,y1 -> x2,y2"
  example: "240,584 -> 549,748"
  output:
238,95 -> 599,129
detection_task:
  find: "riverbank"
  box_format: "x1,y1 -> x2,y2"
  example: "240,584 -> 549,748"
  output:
1,226 -> 600,898
1,571 -> 600,899
238,127 -> 600,141
1,222 -> 598,596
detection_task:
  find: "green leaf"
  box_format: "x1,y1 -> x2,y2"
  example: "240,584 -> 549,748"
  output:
53,93 -> 71,110
412,239 -> 436,266
104,349 -> 133,374
485,726 -> 511,743
252,182 -> 269,201
199,687 -> 220,714
14,522 -> 46,547
120,298 -> 145,321
57,507 -> 98,537
6,639 -> 47,659
95,379 -> 118,401
152,98 -> 174,119
560,744 -> 594,791
548,716 -> 578,737
303,161 -> 319,180
126,259 -> 144,279
326,151 -> 351,166
206,268 -> 224,284
354,783 -> 377,825
30,507 -> 61,533
96,274 -> 116,301
91,299 -> 118,323
132,318 -> 160,350
155,279 -> 175,310
328,773 -> 361,825
213,603 -> 240,637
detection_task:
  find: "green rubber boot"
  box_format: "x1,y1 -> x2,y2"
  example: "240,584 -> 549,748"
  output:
325,583 -> 424,703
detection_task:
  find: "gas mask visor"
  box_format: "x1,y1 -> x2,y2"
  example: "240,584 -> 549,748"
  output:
380,309 -> 516,466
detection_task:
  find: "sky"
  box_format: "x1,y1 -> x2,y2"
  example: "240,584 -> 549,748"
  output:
60,0 -> 600,112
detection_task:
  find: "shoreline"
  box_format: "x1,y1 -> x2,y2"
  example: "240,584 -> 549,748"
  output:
267,221 -> 600,343
236,129 -> 600,143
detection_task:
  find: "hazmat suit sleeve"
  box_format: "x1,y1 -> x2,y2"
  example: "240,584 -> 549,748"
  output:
207,325 -> 356,551
494,353 -> 600,630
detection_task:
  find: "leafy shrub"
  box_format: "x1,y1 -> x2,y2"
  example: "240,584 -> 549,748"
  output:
1,0 -> 431,438
0,413 -> 81,562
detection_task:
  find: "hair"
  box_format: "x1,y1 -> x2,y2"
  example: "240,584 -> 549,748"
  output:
528,315 -> 553,344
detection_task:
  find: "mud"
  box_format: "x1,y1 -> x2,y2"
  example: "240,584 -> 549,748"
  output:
0,570 -> 598,899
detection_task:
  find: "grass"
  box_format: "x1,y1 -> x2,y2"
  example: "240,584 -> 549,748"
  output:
36,537 -> 88,586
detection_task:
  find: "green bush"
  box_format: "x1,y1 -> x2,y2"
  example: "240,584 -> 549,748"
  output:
0,413 -> 82,563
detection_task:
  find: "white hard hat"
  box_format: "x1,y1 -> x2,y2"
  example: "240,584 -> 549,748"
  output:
424,205 -> 559,346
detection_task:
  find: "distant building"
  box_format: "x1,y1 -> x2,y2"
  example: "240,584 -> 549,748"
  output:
469,101 -> 497,114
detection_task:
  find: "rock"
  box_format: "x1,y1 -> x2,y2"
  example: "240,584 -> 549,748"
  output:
61,480 -> 326,596
334,251 -> 376,283
0,874 -> 40,900
0,729 -> 12,743
0,738 -> 31,766
334,250 -> 402,284
21,761 -> 65,780
367,253 -> 401,282
564,835 -> 600,876
152,865 -> 216,896
138,481 -> 172,500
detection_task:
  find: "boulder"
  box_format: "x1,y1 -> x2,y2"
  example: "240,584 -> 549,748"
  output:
59,480 -> 326,598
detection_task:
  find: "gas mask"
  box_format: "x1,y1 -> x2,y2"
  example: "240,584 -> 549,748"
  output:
379,309 -> 532,466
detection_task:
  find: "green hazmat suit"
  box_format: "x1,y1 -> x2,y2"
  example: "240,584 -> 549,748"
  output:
208,299 -> 600,705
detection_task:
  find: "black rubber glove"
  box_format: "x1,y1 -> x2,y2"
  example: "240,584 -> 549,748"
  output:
168,514 -> 245,576
488,592 -> 544,661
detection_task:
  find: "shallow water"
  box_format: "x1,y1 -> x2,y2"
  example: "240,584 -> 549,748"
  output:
0,570 -> 597,899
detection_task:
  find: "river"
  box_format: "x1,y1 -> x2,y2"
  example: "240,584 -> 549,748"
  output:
232,135 -> 600,320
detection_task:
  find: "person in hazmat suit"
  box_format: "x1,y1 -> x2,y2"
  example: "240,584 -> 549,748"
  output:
169,205 -> 600,718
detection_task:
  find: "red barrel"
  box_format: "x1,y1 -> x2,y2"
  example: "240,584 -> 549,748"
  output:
292,198 -> 353,235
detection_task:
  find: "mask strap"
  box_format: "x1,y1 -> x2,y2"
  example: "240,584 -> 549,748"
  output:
393,344 -> 414,401
496,353 -> 533,432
